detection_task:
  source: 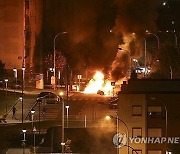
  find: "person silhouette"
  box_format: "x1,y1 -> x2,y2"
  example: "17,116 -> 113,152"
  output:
12,106 -> 17,119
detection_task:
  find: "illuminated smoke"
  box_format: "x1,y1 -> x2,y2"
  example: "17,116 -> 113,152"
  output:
110,0 -> 161,80
44,0 -> 161,79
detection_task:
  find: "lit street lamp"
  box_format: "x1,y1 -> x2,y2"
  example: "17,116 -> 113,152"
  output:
22,128 -> 27,141
166,30 -> 178,47
22,128 -> 27,154
53,32 -> 67,90
65,105 -> 70,128
105,115 -> 130,154
13,68 -> 17,104
59,92 -> 65,154
31,109 -> 35,129
4,79 -> 8,114
146,30 -> 160,49
22,66 -> 25,124
150,97 -> 168,151
117,48 -> 132,72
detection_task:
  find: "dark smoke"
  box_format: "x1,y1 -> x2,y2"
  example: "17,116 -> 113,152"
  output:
43,0 -> 161,79
110,0 -> 161,80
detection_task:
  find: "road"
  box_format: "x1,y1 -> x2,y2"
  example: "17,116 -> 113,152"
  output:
5,90 -> 117,128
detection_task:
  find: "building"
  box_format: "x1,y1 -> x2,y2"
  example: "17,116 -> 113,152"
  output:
0,0 -> 42,72
118,79 -> 180,154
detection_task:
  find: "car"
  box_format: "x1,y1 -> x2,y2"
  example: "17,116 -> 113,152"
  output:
109,98 -> 118,109
97,90 -> 104,95
37,92 -> 58,104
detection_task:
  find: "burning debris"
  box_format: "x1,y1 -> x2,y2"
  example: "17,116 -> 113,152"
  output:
84,71 -> 113,96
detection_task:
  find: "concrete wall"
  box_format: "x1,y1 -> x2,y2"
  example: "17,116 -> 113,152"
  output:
118,94 -> 147,154
0,0 -> 24,69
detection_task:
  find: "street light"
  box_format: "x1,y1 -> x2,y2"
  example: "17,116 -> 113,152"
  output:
22,128 -> 27,154
59,91 -> 65,154
117,48 -> 132,72
65,105 -> 70,128
146,30 -> 160,49
156,59 -> 173,79
150,97 -> 168,151
22,128 -> 27,141
4,79 -> 8,114
105,115 -> 130,154
31,109 -> 35,129
166,30 -> 178,47
13,68 -> 17,104
53,32 -> 67,90
22,66 -> 25,124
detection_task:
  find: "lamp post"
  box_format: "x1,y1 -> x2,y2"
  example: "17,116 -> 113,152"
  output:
117,48 -> 132,72
13,68 -> 17,104
65,105 -> 70,128
59,92 -> 65,154
22,128 -> 27,142
22,128 -> 27,154
53,32 -> 67,90
22,66 -> 25,124
31,109 -> 35,129
150,97 -> 168,151
4,79 -> 8,114
105,115 -> 129,154
166,30 -> 178,47
146,30 -> 160,49
33,126 -> 37,151
156,59 -> 173,79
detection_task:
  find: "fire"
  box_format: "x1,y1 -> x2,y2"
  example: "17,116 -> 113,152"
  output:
84,71 -> 113,96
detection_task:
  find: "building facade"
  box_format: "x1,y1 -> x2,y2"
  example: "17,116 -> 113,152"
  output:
0,0 -> 42,72
118,79 -> 180,154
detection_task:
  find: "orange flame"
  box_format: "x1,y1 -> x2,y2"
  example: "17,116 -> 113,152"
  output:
84,71 -> 113,96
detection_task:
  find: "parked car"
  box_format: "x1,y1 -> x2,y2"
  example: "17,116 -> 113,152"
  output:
37,92 -> 58,104
109,98 -> 118,109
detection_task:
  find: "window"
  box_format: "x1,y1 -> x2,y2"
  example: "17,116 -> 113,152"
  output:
148,150 -> 162,154
148,106 -> 162,118
132,128 -> 142,138
148,128 -> 162,137
132,106 -> 142,116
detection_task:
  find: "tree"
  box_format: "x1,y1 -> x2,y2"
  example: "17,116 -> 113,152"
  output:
0,60 -> 6,79
45,51 -> 67,71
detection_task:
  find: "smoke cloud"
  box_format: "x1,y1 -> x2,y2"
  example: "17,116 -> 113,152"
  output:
43,0 -> 161,80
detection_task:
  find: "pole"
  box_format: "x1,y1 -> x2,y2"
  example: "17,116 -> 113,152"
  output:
85,115 -> 87,128
66,107 -> 69,128
62,98 -> 65,154
53,37 -> 56,90
22,67 -> 25,124
116,116 -> 119,154
39,100 -> 41,134
66,65 -> 69,104
144,38 -> 147,77
5,81 -> 7,114
53,32 -> 67,90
